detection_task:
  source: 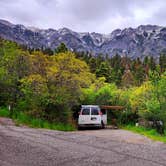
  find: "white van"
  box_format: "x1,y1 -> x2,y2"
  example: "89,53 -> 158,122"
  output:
78,105 -> 107,129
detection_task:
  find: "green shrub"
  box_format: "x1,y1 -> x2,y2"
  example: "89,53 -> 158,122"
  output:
0,107 -> 10,117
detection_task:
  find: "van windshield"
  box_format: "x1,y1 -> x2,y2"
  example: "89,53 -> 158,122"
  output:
82,108 -> 90,115
91,107 -> 99,115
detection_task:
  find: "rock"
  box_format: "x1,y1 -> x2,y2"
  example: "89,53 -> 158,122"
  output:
0,19 -> 165,60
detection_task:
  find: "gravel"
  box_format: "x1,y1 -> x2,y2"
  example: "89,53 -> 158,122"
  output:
0,118 -> 166,166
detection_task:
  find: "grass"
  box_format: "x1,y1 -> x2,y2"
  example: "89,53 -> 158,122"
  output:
0,107 -> 75,131
0,107 -> 10,117
123,124 -> 166,143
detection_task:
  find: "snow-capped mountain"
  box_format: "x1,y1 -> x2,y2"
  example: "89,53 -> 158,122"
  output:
0,19 -> 166,59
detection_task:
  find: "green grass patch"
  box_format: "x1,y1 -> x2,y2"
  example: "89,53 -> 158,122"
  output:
123,124 -> 166,143
0,107 -> 75,131
0,107 -> 10,117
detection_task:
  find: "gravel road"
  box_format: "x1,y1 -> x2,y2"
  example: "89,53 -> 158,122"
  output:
0,118 -> 166,166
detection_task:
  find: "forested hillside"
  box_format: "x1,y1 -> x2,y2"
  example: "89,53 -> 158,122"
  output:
0,39 -> 165,133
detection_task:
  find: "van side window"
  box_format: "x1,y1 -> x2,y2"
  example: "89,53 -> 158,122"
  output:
82,108 -> 90,115
91,107 -> 99,115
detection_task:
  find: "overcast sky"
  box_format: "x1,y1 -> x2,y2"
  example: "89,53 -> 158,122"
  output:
0,0 -> 166,33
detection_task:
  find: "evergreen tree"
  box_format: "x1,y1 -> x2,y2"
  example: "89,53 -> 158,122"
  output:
96,62 -> 112,82
149,56 -> 156,71
143,56 -> 150,80
89,57 -> 97,73
43,48 -> 54,56
133,58 -> 146,85
121,64 -> 135,87
54,43 -> 68,54
159,54 -> 166,72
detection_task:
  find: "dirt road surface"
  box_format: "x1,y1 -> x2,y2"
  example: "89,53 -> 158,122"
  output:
0,118 -> 166,166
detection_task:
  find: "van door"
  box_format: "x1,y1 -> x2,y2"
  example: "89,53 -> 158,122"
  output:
101,109 -> 107,125
78,107 -> 91,124
90,107 -> 101,124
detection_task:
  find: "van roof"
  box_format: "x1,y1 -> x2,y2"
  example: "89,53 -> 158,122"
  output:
81,105 -> 99,107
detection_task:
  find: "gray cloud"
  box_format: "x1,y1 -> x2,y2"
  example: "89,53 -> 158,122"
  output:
0,0 -> 165,33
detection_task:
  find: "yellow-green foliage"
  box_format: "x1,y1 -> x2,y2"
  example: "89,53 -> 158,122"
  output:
81,77 -> 119,105
119,73 -> 166,124
129,82 -> 153,112
138,73 -> 166,122
0,39 -> 165,127
0,40 -> 94,123
47,52 -> 95,107
20,74 -> 48,96
48,52 -> 94,88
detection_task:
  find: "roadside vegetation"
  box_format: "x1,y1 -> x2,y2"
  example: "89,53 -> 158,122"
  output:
124,125 -> 166,143
0,107 -> 75,131
0,38 -> 165,139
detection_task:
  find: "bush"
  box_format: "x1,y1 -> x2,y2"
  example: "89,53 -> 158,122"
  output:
81,81 -> 119,105
0,107 -> 10,117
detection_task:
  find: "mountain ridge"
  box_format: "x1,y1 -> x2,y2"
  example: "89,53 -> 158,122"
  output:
0,19 -> 166,59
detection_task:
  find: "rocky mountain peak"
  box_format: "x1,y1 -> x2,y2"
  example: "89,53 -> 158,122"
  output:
0,19 -> 13,27
0,19 -> 165,59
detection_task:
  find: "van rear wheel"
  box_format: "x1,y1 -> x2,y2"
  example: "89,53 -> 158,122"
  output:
77,125 -> 82,130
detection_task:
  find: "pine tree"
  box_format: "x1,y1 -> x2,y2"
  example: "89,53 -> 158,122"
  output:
121,64 -> 134,87
54,43 -> 68,54
89,57 -> 97,73
96,62 -> 112,82
159,54 -> 166,72
43,48 -> 54,56
149,56 -> 156,71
